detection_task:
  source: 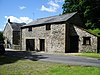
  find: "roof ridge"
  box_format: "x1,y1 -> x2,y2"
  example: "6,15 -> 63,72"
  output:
33,12 -> 77,21
24,12 -> 77,26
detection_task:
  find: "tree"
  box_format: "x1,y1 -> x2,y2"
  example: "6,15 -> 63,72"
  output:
0,32 -> 4,42
62,0 -> 100,29
0,32 -> 5,55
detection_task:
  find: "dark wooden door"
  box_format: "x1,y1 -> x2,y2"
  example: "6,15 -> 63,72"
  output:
69,36 -> 79,53
26,39 -> 35,51
40,39 -> 45,51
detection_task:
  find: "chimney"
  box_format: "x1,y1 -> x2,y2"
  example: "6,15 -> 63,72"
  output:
8,18 -> 10,23
8,18 -> 12,24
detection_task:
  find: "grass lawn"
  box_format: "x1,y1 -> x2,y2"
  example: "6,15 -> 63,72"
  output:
0,56 -> 100,75
75,53 -> 100,58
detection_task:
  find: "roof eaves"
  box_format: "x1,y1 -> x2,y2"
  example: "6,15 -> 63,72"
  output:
21,21 -> 66,29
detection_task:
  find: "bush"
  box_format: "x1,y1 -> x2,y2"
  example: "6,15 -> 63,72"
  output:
0,42 -> 5,55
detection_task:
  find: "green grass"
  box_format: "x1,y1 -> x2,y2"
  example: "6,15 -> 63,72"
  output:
0,56 -> 100,75
75,53 -> 100,58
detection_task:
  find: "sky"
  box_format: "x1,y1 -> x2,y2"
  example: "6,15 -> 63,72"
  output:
0,0 -> 64,31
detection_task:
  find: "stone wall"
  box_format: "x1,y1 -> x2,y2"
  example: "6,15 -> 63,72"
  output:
21,23 -> 66,53
3,23 -> 13,48
3,23 -> 21,50
50,24 -> 65,53
13,45 -> 20,50
13,31 -> 20,45
70,25 -> 98,53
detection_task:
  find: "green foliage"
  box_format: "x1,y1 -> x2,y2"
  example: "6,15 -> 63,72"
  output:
62,0 -> 79,13
85,20 -> 95,29
88,28 -> 100,36
0,32 -> 4,42
62,0 -> 100,29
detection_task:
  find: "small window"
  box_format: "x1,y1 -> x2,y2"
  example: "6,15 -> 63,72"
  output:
83,37 -> 91,45
28,27 -> 32,31
46,24 -> 51,30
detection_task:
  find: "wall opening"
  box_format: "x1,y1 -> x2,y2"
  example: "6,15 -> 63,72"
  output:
83,37 -> 91,45
28,27 -> 32,31
46,24 -> 51,30
26,39 -> 35,51
97,37 -> 100,53
40,39 -> 45,51
69,36 -> 79,53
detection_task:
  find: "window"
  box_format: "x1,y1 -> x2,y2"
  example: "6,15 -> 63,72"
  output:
28,27 -> 32,31
46,24 -> 51,30
83,37 -> 91,45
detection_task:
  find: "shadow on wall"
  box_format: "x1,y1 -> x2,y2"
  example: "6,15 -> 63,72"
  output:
0,50 -> 48,65
66,24 -> 79,53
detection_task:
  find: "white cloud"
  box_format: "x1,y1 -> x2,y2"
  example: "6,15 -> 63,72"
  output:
19,6 -> 26,10
40,0 -> 60,12
48,1 -> 59,8
41,5 -> 57,12
5,16 -> 33,24
55,0 -> 64,3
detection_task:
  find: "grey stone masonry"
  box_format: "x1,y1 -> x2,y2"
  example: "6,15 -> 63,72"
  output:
70,25 -> 98,53
21,23 -> 66,53
3,23 -> 13,48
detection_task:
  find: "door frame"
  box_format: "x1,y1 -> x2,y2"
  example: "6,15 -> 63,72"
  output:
69,36 -> 79,53
40,39 -> 45,51
26,39 -> 35,51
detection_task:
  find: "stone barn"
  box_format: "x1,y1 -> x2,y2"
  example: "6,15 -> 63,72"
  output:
3,19 -> 26,50
21,12 -> 100,53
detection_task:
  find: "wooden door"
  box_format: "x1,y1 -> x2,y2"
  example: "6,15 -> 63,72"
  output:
26,39 -> 35,51
40,39 -> 45,51
69,36 -> 79,53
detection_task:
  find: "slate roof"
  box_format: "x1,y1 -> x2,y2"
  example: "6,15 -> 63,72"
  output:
23,12 -> 77,27
10,22 -> 26,31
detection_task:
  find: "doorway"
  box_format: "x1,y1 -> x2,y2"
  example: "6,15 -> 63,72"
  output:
97,37 -> 100,53
69,36 -> 79,53
26,39 -> 35,51
40,39 -> 45,51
